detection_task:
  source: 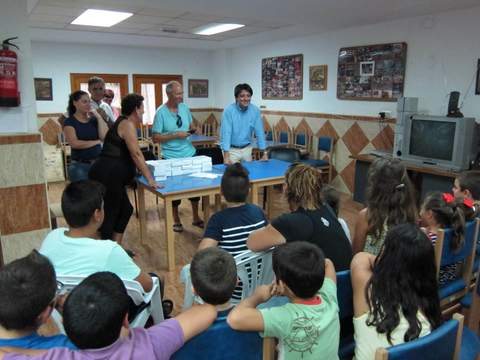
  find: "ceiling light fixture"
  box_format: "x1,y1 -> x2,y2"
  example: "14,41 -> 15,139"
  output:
71,9 -> 133,27
194,23 -> 244,36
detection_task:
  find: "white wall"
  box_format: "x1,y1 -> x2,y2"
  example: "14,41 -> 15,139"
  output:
215,6 -> 480,118
32,42 -> 216,113
0,0 -> 37,132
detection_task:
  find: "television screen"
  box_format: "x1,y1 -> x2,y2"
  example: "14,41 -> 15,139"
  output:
409,119 -> 456,161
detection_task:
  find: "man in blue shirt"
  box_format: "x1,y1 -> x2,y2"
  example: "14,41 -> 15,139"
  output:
152,81 -> 202,232
220,83 -> 268,164
0,251 -> 75,350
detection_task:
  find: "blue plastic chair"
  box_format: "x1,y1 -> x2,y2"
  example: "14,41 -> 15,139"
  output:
301,136 -> 334,182
435,220 -> 478,308
171,310 -> 264,360
337,270 -> 355,359
374,313 -> 463,360
278,131 -> 289,143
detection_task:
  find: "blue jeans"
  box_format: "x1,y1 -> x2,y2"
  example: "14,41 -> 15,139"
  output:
68,161 -> 92,182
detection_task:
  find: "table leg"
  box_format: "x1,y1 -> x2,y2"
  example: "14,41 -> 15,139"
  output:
214,193 -> 222,212
266,186 -> 274,219
164,198 -> 175,272
202,196 -> 210,224
138,184 -> 146,245
251,184 -> 259,206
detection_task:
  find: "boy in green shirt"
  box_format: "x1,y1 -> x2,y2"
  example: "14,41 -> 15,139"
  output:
227,241 -> 340,360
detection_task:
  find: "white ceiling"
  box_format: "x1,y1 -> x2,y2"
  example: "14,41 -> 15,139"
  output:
27,0 -> 480,50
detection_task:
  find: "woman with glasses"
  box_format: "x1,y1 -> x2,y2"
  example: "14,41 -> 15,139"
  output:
63,90 -> 109,182
152,80 -> 202,233
90,93 -> 162,246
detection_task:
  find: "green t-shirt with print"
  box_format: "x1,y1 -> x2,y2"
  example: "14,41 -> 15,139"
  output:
259,278 -> 340,360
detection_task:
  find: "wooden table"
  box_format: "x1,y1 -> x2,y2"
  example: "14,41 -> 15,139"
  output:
137,159 -> 291,271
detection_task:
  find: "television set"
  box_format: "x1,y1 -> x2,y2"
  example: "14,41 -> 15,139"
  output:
393,115 -> 476,171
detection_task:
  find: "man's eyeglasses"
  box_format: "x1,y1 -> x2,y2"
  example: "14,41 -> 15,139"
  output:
104,95 -> 113,99
176,114 -> 182,128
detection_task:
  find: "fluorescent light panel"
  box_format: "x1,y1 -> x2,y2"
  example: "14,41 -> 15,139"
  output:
71,9 -> 133,27
194,23 -> 245,36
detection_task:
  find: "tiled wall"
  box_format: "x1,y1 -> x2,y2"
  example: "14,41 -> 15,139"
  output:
0,134 -> 51,265
38,109 -> 395,195
191,108 -> 394,195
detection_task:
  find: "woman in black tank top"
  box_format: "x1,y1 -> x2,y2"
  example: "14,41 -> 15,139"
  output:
89,94 -> 162,245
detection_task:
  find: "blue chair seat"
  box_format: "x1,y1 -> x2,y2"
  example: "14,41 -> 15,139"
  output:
461,327 -> 480,360
439,279 -> 466,299
301,159 -> 329,167
339,334 -> 355,359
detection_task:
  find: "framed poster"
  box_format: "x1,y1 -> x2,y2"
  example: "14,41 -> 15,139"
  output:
34,78 -> 53,101
337,42 -> 407,102
188,79 -> 208,98
309,65 -> 328,91
262,54 -> 303,99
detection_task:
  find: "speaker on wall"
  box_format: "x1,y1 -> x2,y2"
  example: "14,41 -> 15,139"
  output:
447,91 -> 463,118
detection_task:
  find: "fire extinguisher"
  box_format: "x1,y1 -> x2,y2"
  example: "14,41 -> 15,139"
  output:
0,37 -> 20,107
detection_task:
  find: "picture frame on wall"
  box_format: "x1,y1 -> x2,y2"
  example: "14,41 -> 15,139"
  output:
34,78 -> 53,101
262,54 -> 303,100
337,42 -> 407,102
475,59 -> 480,95
188,79 -> 209,98
309,65 -> 328,91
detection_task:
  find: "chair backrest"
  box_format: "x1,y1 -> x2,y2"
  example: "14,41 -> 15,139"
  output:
268,147 -> 301,163
181,249 -> 274,309
318,136 -> 333,153
435,220 -> 478,282
374,313 -> 463,360
202,114 -> 219,137
172,311 -> 263,360
235,249 -> 274,300
272,117 -> 291,144
337,270 -> 354,321
292,119 -> 313,153
53,274 -> 163,332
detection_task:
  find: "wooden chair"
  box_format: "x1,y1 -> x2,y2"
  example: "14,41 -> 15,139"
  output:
435,219 -> 479,310
273,117 -> 291,144
57,132 -> 71,181
202,114 -> 219,137
374,313 -> 463,360
302,136 -> 335,183
262,116 -> 274,141
292,118 -> 313,157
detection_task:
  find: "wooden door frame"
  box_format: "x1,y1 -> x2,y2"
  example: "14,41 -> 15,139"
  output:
132,74 -> 183,107
70,73 -> 129,96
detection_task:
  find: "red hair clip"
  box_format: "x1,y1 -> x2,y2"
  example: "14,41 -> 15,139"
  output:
463,198 -> 474,209
442,193 -> 455,203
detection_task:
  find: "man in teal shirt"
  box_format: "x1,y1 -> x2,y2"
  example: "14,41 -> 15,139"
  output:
152,81 -> 202,232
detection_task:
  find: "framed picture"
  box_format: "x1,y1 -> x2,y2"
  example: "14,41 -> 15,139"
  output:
262,54 -> 303,99
309,65 -> 328,91
337,42 -> 407,102
475,59 -> 480,95
188,79 -> 208,98
34,78 -> 53,101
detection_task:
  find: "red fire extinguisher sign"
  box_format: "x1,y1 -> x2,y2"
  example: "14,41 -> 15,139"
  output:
0,37 -> 20,107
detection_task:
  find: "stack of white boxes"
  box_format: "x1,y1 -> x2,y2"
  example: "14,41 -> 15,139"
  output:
147,156 -> 212,181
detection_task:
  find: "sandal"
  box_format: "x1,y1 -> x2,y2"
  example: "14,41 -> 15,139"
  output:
173,223 -> 183,233
192,220 -> 205,229
162,299 -> 174,319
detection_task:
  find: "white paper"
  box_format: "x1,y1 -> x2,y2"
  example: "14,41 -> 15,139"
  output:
189,172 -> 220,179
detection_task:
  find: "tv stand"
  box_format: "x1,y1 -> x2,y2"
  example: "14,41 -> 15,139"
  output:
351,154 -> 458,204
